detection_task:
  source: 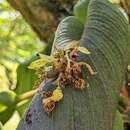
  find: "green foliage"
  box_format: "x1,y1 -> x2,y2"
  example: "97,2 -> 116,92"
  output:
0,1 -> 43,62
0,0 -> 43,128
73,0 -> 90,24
16,61 -> 38,95
113,111 -> 124,130
15,58 -> 38,116
16,100 -> 31,117
0,91 -> 17,124
0,0 -> 43,91
0,91 -> 16,106
52,16 -> 84,54
2,111 -> 20,130
0,122 -> 3,130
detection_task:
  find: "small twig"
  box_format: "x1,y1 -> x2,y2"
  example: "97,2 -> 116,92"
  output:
65,50 -> 71,70
78,62 -> 97,75
16,99 -> 29,108
18,88 -> 38,102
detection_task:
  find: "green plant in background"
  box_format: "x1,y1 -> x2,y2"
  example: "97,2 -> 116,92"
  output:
73,0 -> 90,24
0,0 -> 43,129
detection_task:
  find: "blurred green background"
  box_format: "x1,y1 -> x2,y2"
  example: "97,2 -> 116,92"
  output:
0,0 -> 44,129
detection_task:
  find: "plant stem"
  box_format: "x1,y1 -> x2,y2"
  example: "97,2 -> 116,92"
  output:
18,88 -> 38,102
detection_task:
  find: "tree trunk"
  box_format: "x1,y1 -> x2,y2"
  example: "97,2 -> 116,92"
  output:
7,0 -> 77,42
16,0 -> 130,130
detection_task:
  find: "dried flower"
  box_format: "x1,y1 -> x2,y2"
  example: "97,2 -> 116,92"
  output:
42,87 -> 63,112
43,99 -> 55,113
74,78 -> 86,90
28,40 -> 96,113
43,91 -> 52,98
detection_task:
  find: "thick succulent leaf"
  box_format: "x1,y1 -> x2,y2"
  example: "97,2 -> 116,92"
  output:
73,0 -> 90,24
64,40 -> 79,50
113,111 -> 124,130
17,0 -> 130,130
78,0 -> 130,129
51,16 -> 84,54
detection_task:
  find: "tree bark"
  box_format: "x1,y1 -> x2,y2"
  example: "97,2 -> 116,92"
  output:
16,0 -> 130,130
7,0 -> 77,42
